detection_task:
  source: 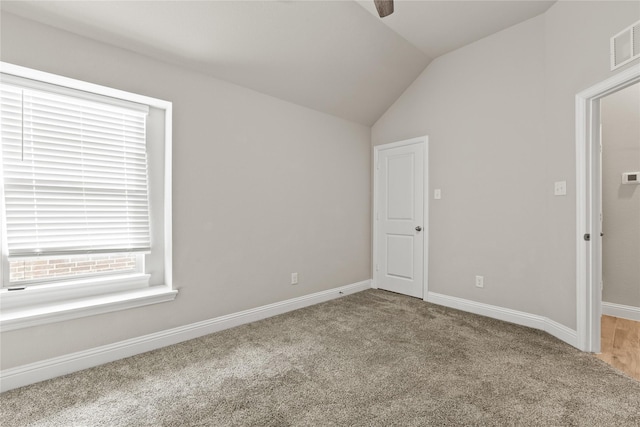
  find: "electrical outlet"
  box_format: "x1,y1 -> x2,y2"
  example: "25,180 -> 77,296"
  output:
475,275 -> 484,288
554,181 -> 566,196
291,272 -> 298,285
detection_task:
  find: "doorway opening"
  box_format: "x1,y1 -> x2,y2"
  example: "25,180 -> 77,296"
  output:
576,64 -> 640,353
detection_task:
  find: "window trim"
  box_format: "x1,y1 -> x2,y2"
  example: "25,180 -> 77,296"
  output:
0,62 -> 176,332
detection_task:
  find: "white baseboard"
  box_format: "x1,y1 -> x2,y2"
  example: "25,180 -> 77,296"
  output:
1,279 -> 372,392
426,292 -> 578,348
602,301 -> 640,321
543,317 -> 579,347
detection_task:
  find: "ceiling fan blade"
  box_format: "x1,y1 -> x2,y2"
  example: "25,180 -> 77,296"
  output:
374,0 -> 394,18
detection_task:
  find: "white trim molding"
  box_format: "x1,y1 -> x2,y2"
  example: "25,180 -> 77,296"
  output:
602,302 -> 640,322
426,292 -> 578,348
0,280 -> 372,392
575,64 -> 640,352
0,285 -> 177,332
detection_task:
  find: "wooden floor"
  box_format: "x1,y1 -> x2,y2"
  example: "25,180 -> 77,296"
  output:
595,315 -> 640,381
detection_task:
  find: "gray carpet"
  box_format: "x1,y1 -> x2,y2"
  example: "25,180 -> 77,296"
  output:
1,289 -> 639,426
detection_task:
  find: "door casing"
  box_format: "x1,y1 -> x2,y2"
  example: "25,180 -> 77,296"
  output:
575,64 -> 640,352
372,136 -> 429,299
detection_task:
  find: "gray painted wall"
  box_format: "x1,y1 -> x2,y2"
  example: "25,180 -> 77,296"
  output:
601,83 -> 640,308
0,13 -> 371,369
372,1 -> 640,329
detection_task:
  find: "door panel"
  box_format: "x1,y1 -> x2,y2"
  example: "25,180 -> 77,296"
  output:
387,154 -> 414,220
386,234 -> 414,279
376,141 -> 425,298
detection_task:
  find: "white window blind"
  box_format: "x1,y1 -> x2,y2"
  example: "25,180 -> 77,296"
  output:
0,81 -> 152,258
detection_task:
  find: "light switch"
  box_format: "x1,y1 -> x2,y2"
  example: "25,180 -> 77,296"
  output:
554,181 -> 567,196
434,189 -> 441,200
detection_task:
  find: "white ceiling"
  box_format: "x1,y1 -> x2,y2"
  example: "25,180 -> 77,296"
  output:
1,1 -> 554,125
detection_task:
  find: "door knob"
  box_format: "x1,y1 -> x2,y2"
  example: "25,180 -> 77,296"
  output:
415,226 -> 422,232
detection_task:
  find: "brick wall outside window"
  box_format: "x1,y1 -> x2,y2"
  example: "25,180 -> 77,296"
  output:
9,255 -> 137,283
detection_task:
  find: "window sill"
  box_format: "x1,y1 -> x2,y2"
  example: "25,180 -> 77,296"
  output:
0,285 -> 178,332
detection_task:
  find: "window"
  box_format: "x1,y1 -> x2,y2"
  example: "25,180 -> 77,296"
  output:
9,254 -> 139,284
1,81 -> 150,285
0,63 -> 176,331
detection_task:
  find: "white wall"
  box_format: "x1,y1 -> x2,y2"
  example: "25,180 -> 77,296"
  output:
0,13 -> 371,369
601,83 -> 640,308
373,1 -> 640,330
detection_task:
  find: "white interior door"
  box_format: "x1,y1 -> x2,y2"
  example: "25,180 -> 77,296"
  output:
375,140 -> 425,298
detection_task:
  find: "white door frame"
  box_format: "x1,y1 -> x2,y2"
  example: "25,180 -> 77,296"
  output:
575,64 -> 640,352
372,136 -> 429,299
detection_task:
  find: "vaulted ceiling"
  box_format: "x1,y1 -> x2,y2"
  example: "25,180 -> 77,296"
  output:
1,1 -> 555,125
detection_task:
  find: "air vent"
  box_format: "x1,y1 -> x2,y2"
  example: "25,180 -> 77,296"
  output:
634,23 -> 640,57
611,20 -> 640,70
